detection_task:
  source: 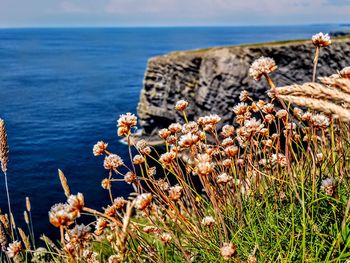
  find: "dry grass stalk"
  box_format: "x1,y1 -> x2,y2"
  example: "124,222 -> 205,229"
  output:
58,169 -> 71,198
276,82 -> 350,105
25,197 -> 31,212
0,119 -> 9,174
319,78 -> 350,94
18,227 -> 31,250
278,95 -> 350,122
0,221 -> 8,249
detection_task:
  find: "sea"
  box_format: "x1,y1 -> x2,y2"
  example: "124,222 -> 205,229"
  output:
0,25 -> 349,240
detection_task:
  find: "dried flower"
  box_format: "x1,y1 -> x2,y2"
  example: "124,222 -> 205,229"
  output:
276,109 -> 288,119
6,240 -> 22,258
67,193 -> 84,214
201,216 -> 215,227
169,185 -> 183,201
249,56 -> 277,81
157,179 -> 169,191
175,100 -> 189,111
48,203 -> 75,227
159,152 -> 176,166
117,113 -> 137,129
160,233 -> 172,244
182,121 -> 199,134
113,197 -> 127,210
168,123 -> 182,133
310,114 -> 330,129
312,32 -> 331,47
270,153 -> 287,167
65,224 -> 92,245
239,90 -> 250,101
225,146 -> 239,158
340,67 -> 350,79
158,128 -> 171,140
95,218 -> 108,235
135,193 -> 152,210
133,154 -> 145,165
93,141 -> 108,156
104,154 -> 124,170
124,171 -> 136,184
221,125 -> 235,138
136,140 -> 151,155
321,177 -> 337,196
0,119 -> 9,174
217,173 -> 233,184
101,178 -> 111,190
195,154 -> 214,176
179,133 -> 199,148
220,243 -> 236,261
233,102 -> 248,115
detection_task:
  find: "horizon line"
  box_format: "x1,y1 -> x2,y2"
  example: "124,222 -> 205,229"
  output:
0,22 -> 349,30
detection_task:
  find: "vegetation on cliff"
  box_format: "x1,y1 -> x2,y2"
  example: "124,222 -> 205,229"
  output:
1,33 -> 350,262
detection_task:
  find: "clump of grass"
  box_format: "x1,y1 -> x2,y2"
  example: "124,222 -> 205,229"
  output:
2,32 -> 350,263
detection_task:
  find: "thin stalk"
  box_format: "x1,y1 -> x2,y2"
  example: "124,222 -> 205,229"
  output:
312,47 -> 320,82
3,172 -> 14,239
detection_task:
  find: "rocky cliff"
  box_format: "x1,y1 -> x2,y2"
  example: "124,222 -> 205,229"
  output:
137,37 -> 350,139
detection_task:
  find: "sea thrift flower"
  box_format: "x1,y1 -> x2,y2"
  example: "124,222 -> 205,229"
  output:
195,154 -> 214,176
217,173 -> 233,184
201,216 -> 215,227
293,107 -> 303,118
136,139 -> 151,155
113,197 -> 127,210
310,114 -> 330,129
175,100 -> 189,111
222,138 -> 234,148
312,32 -> 331,47
135,193 -> 152,210
340,67 -> 350,79
221,125 -> 235,138
179,133 -> 199,148
158,128 -> 171,140
104,154 -> 124,170
65,224 -> 92,245
321,177 -> 337,196
276,109 -> 288,119
239,90 -> 250,101
225,146 -> 239,158
302,112 -> 312,122
67,193 -> 84,215
123,172 -> 136,184
160,233 -> 172,244
48,203 -> 75,227
101,178 -> 111,190
159,152 -> 176,166
233,102 -> 248,115
168,123 -> 182,133
93,141 -> 108,156
157,179 -> 170,191
249,56 -> 277,81
182,121 -> 199,134
6,241 -> 22,258
264,114 -> 275,124
95,218 -> 108,236
168,185 -> 183,201
117,113 -> 137,136
133,154 -> 145,165
270,153 -> 287,167
143,226 -> 161,234
220,243 -> 236,261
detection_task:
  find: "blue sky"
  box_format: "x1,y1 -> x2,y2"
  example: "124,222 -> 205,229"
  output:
1,0 -> 350,27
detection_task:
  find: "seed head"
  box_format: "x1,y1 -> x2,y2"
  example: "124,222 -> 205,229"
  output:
6,240 -> 22,258
104,154 -> 124,170
168,185 -> 183,201
312,32 -> 331,47
48,203 -> 75,227
217,173 -> 233,184
135,193 -> 152,210
0,119 -> 9,174
93,141 -> 108,156
101,178 -> 112,190
201,216 -> 215,227
249,56 -> 277,81
124,172 -> 136,184
175,100 -> 189,111
321,177 -> 337,196
220,243 -> 236,261
67,192 -> 84,215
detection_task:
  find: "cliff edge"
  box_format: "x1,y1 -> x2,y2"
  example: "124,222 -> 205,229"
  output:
137,37 -> 350,140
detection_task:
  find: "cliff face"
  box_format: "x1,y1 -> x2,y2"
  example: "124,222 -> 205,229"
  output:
137,38 -> 350,138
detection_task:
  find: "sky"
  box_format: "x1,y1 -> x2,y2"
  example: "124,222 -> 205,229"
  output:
0,0 -> 350,27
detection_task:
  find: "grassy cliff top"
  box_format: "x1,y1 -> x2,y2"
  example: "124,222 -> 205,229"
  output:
165,35 -> 350,57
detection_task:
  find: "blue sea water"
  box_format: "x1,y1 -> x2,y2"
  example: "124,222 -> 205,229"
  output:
0,25 -> 348,239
